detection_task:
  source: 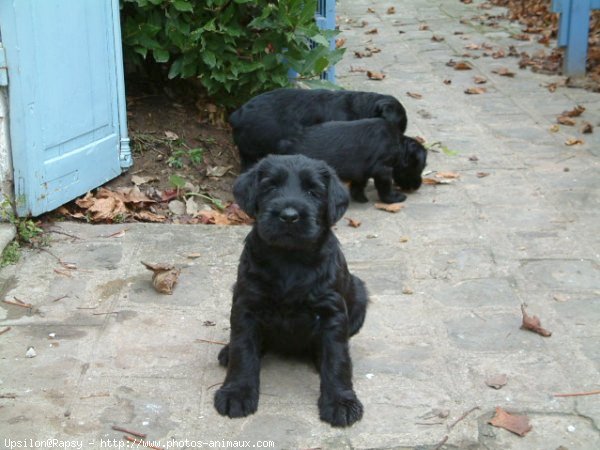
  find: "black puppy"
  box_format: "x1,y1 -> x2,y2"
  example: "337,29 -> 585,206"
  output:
214,154 -> 368,427
278,118 -> 408,204
229,88 -> 407,170
393,136 -> 428,192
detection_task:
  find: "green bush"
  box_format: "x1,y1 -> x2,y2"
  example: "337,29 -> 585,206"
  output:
121,0 -> 344,106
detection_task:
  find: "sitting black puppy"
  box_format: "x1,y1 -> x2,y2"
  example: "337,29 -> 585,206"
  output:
229,88 -> 407,171
214,154 -> 369,427
393,136 -> 428,192
278,118 -> 408,204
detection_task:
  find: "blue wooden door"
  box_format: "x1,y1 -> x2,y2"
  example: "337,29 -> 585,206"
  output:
0,0 -> 131,217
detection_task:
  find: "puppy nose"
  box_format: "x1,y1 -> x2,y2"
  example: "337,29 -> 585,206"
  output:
279,207 -> 300,223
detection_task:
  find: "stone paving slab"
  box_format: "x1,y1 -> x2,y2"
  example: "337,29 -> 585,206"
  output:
1,1 -> 599,449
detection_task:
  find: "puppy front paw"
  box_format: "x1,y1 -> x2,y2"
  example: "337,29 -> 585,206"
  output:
380,191 -> 406,204
217,344 -> 229,367
319,390 -> 363,427
214,383 -> 259,418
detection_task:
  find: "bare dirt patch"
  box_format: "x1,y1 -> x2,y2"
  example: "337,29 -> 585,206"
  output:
52,80 -> 245,225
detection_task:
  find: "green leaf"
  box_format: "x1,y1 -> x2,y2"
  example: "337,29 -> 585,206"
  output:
169,174 -> 186,189
314,56 -> 329,74
310,34 -> 330,48
153,48 -> 169,63
168,57 -> 183,79
133,46 -> 148,59
201,51 -> 217,68
171,0 -> 193,12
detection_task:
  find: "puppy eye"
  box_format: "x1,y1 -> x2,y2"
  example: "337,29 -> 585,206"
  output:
259,179 -> 277,192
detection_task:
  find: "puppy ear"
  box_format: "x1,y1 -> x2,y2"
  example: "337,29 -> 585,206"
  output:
233,164 -> 260,217
375,99 -> 408,135
324,166 -> 349,225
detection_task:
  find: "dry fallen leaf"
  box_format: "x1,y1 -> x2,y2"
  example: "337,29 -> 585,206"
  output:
75,191 -> 96,209
387,6 -> 396,14
374,203 -> 405,213
557,116 -> 575,126
443,79 -> 452,85
365,28 -> 378,35
197,210 -> 231,225
476,172 -> 490,178
474,76 -> 487,84
520,304 -> 552,337
423,177 -> 457,185
419,23 -> 430,31
195,203 -> 253,226
485,374 -> 508,390
164,130 -> 179,141
437,171 -> 461,179
492,67 -> 515,77
185,253 -> 202,259
432,35 -> 445,42
565,138 -> 584,146
562,105 -> 585,117
465,87 -> 487,95
141,261 -> 181,295
488,407 -> 532,437
465,43 -> 480,50
345,217 -> 362,228
206,165 -> 233,177
492,49 -> 506,59
454,61 -> 473,70
367,70 -> 386,80
133,210 -> 166,223
365,45 -> 381,54
512,33 -> 531,41
354,50 -> 373,58
549,124 -> 560,133
87,196 -> 129,222
115,186 -> 155,205
367,7 -> 375,13
131,175 -> 158,186
335,38 -> 346,49
406,92 -> 423,99
581,122 -> 593,134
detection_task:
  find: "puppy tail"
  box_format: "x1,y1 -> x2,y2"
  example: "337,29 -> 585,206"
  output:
348,275 -> 369,337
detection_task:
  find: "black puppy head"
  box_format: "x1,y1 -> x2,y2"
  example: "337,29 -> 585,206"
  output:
233,155 -> 349,248
393,136 -> 427,191
375,97 -> 408,135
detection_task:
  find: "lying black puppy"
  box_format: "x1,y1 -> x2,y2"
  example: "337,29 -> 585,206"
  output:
393,136 -> 428,192
214,154 -> 369,427
278,118 -> 409,204
230,88 -> 407,170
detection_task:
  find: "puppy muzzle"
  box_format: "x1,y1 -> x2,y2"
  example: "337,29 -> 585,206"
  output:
257,200 -> 321,248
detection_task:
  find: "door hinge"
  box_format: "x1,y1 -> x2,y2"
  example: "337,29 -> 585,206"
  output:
0,44 -> 8,86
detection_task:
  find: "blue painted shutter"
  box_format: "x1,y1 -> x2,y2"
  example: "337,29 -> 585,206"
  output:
316,0 -> 336,82
0,0 -> 131,216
